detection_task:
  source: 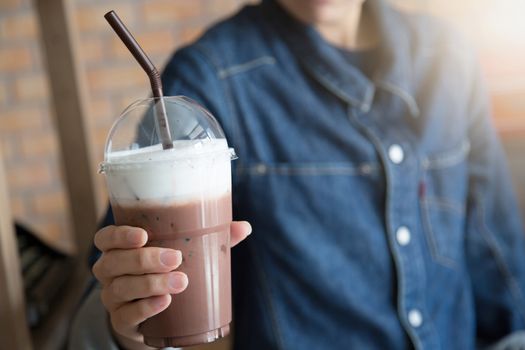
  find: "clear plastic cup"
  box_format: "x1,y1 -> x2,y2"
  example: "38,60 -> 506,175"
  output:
99,96 -> 236,347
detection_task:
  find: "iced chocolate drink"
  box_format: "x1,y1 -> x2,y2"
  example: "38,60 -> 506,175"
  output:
100,97 -> 236,348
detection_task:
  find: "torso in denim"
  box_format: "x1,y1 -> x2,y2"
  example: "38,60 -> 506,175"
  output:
158,1 -> 525,348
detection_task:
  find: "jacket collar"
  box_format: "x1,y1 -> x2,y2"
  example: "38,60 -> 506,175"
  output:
261,0 -> 415,115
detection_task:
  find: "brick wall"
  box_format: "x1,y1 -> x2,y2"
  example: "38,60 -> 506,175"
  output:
1,0 -> 524,252
0,0 -> 253,252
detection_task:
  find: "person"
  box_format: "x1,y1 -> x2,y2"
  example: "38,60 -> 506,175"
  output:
70,0 -> 525,349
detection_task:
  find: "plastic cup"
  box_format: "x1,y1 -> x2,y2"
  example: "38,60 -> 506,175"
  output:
99,96 -> 236,347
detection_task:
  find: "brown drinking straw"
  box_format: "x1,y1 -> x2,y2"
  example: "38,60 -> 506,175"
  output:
104,10 -> 173,150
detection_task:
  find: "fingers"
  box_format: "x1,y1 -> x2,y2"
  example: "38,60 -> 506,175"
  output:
110,294 -> 172,340
95,221 -> 251,253
94,225 -> 147,252
103,272 -> 188,309
230,221 -> 252,247
93,248 -> 182,285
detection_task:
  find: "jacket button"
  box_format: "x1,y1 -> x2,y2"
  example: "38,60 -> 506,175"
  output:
388,144 -> 404,164
255,164 -> 267,175
396,226 -> 411,246
408,309 -> 423,328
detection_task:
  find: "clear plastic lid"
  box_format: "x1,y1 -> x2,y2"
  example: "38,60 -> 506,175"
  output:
100,96 -> 236,169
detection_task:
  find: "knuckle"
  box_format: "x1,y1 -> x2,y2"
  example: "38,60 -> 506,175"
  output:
98,254 -> 112,278
92,258 -> 103,280
110,279 -> 124,300
135,249 -> 150,270
138,299 -> 154,319
94,226 -> 114,250
109,229 -> 120,246
144,275 -> 160,295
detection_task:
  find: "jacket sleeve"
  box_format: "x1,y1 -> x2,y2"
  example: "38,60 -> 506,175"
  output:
134,44 -> 235,147
464,57 -> 525,346
68,286 -> 121,350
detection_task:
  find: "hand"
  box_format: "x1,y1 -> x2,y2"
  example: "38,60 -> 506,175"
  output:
92,221 -> 252,350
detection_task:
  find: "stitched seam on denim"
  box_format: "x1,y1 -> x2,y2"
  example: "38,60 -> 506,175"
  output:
422,140 -> 471,170
237,162 -> 380,176
422,197 -> 465,215
221,78 -> 245,182
375,80 -> 420,118
346,105 -> 422,350
301,62 -> 364,107
360,83 -> 375,113
192,44 -> 246,184
248,242 -> 286,350
218,56 -> 276,79
419,197 -> 459,269
476,193 -> 525,320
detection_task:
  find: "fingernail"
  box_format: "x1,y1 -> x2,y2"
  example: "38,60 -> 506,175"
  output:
160,250 -> 181,267
126,230 -> 144,244
168,273 -> 188,291
244,221 -> 252,235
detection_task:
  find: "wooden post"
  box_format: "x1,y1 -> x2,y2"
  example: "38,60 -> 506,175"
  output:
0,145 -> 32,350
33,0 -> 99,261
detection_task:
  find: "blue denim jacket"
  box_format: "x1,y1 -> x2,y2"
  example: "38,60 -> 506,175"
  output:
100,0 -> 525,349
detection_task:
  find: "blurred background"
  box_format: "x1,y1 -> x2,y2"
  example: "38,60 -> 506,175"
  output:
0,0 -> 524,349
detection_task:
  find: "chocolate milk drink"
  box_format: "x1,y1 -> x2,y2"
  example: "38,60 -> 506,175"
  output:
100,97 -> 236,348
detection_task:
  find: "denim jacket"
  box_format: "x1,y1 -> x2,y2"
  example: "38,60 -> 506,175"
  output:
89,0 -> 525,349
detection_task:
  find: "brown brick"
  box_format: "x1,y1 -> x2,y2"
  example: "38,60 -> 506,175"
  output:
0,107 -> 44,132
116,92 -> 149,114
0,82 -> 7,107
13,73 -> 49,102
492,92 -> 525,137
94,124 -> 110,151
492,91 -> 525,120
180,25 -> 205,46
78,36 -> 106,65
87,65 -> 146,93
142,0 -> 204,24
110,29 -> 176,59
207,0 -> 244,17
90,96 -> 114,121
6,161 -> 53,189
9,195 -> 26,217
0,12 -> 38,41
0,47 -> 32,72
0,0 -> 22,11
34,219 -> 76,255
32,190 -> 67,215
75,4 -> 135,33
20,131 -> 58,158
0,137 -> 16,160
107,37 -> 128,60
93,176 -> 109,212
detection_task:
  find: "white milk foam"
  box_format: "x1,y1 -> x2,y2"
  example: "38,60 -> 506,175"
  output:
103,139 -> 232,205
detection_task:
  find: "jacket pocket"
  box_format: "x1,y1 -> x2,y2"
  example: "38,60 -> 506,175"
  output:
420,140 -> 470,269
